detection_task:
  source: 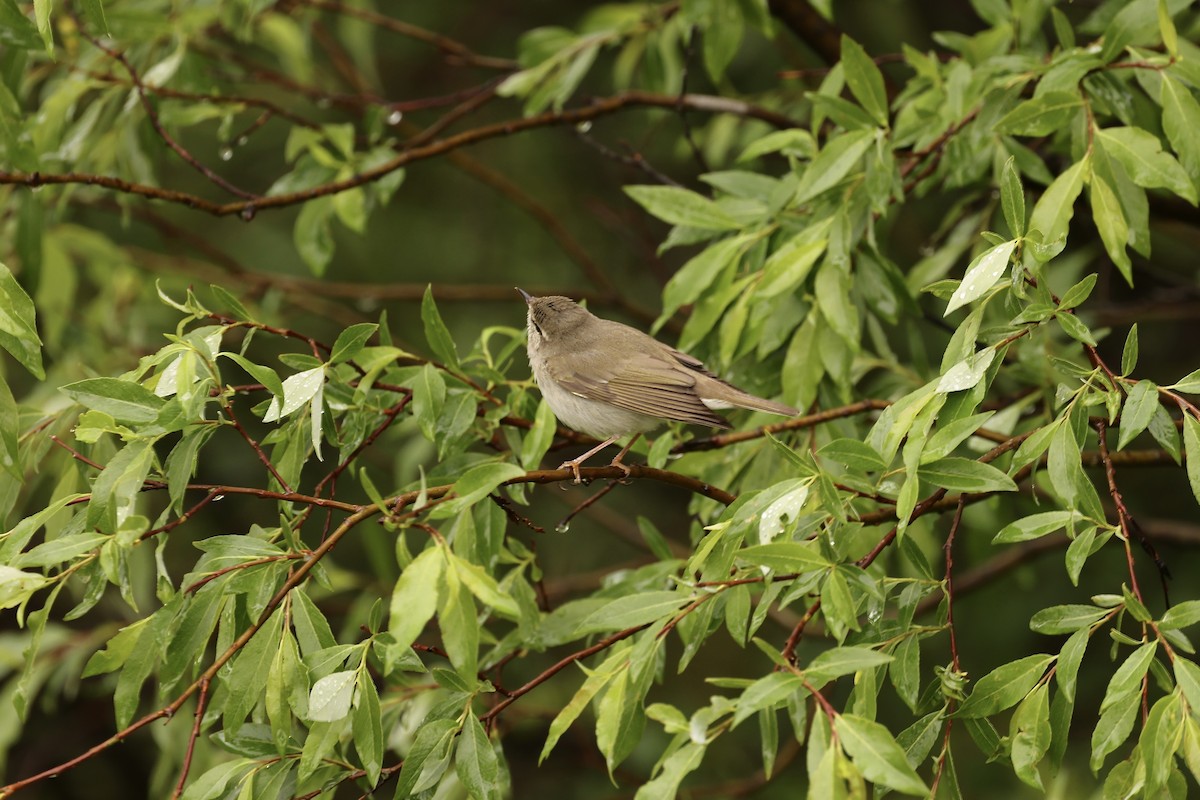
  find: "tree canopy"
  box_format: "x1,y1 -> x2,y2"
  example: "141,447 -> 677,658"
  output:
2,1 -> 1200,798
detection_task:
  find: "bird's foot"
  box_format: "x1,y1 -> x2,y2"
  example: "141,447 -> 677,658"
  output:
608,456 -> 634,484
557,458 -> 585,485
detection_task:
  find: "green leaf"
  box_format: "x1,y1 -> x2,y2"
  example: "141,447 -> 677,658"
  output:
329,323 -> 378,365
413,362 -> 446,442
576,591 -> 685,635
738,542 -> 830,572
0,564 -> 49,610
732,672 -> 807,727
1170,368 -> 1200,394
943,240 -> 1016,315
634,741 -> 706,800
1118,380 -> 1160,449
1101,642 -> 1158,713
1029,604 -> 1107,634
1141,692 -> 1185,792
659,234 -> 752,322
520,399 -> 557,470
430,462 -> 526,519
993,510 -> 1079,544
1174,658 -> 1200,712
1122,323 -> 1139,375
1009,683 -> 1051,789
1161,600 -> 1200,630
1097,126 -> 1197,205
1056,309 -> 1096,346
1001,156 -> 1025,237
86,439 -> 156,534
1161,75 -> 1200,181
806,646 -> 893,685
936,349 -> 996,394
737,129 -> 815,162
439,566 -> 479,679
1056,628 -> 1090,703
293,196 -> 334,275
61,378 -> 166,424
0,262 -> 43,378
394,718 -> 457,797
1058,273 -> 1097,310
1091,688 -> 1139,772
307,669 -> 356,722
957,654 -> 1053,718
0,0 -> 43,49
818,438 -> 886,471
917,457 -> 1017,493
995,91 -> 1084,136
448,553 -> 520,619
456,711 -> 500,800
794,130 -> 874,204
388,546 -> 444,649
840,36 -> 888,126
421,285 -> 460,369
837,713 -> 929,796
1089,174 -> 1132,281
1029,158 -> 1086,244
217,353 -> 285,401
1184,415 -> 1200,507
624,185 -> 741,230
540,648 -> 626,762
262,367 -> 324,423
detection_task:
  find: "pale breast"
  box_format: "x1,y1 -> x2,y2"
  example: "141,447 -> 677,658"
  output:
533,359 -> 662,439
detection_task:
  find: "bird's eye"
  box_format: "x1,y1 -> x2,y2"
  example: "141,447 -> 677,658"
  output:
532,322 -> 543,337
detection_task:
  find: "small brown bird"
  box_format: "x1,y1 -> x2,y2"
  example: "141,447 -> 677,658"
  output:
520,289 -> 799,481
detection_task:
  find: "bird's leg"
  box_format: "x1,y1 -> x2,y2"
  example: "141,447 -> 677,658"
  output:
608,433 -> 641,482
558,435 -> 622,484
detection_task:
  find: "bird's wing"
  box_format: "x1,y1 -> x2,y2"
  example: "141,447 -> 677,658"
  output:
551,344 -> 731,429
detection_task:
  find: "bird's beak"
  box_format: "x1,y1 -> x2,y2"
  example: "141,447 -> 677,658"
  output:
516,287 -> 534,305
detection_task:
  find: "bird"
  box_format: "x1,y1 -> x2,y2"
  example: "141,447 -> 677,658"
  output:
519,289 -> 799,482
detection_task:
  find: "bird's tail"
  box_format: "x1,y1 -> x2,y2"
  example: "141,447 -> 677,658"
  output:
700,383 -> 799,417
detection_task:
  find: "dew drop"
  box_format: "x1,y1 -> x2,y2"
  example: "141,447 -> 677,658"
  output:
554,520 -> 570,533
240,206 -> 257,222
575,120 -> 592,133
212,494 -> 225,502
219,147 -> 233,161
387,109 -> 403,125
236,135 -> 249,147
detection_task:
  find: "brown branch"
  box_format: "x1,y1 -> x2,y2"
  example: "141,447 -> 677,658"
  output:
300,0 -> 518,70
677,399 -> 891,452
767,0 -> 841,64
169,678 -> 210,800
0,92 -> 799,216
479,623 -> 651,727
84,35 -> 259,201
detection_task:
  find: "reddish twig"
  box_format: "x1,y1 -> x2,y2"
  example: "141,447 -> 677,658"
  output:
169,678 -> 210,800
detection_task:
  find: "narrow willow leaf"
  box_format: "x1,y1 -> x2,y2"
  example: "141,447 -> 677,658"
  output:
1182,414 -> 1200,505
995,91 -> 1084,136
1029,604 -> 1107,634
1118,380 -> 1159,449
1001,156 -> 1025,237
840,36 -> 888,126
993,510 -> 1078,544
1029,158 -> 1086,244
1121,323 -> 1139,375
624,185 -> 741,230
944,240 -> 1016,315
421,285 -> 460,368
837,713 -> 929,796
957,654 -> 1053,718
388,547 -> 444,649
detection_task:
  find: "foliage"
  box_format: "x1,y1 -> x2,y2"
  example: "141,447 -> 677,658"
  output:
2,0 -> 1200,798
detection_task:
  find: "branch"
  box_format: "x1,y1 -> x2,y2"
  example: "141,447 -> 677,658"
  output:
0,92 -> 799,216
